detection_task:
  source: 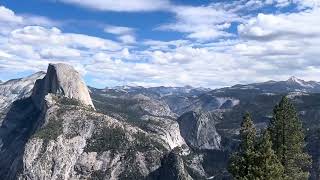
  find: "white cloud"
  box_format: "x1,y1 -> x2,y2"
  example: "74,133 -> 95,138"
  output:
158,5 -> 241,41
238,10 -> 320,40
1,4 -> 320,88
0,50 -> 12,58
104,25 -> 136,44
118,35 -> 136,44
23,15 -> 61,27
66,33 -> 121,50
0,6 -> 23,23
40,47 -> 81,58
104,25 -> 135,35
58,0 -> 171,12
143,39 -> 190,50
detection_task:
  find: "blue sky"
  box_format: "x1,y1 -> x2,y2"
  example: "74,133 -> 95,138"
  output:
0,0 -> 320,88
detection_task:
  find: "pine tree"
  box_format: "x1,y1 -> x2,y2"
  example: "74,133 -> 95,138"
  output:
254,130 -> 284,180
228,113 -> 258,179
268,96 -> 311,179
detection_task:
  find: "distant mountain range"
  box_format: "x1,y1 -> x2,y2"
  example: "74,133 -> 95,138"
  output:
1,67 -> 320,180
225,76 -> 320,93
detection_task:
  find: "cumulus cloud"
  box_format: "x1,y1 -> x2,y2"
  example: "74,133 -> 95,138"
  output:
0,10 -> 126,77
0,6 -> 23,23
118,35 -> 136,44
234,4 -> 320,74
57,0 -> 171,12
238,10 -> 320,41
104,25 -> 136,44
1,3 -> 320,88
158,5 -> 239,41
104,25 -> 135,35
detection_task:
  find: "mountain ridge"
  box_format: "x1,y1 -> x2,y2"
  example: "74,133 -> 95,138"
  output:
1,66 -> 320,179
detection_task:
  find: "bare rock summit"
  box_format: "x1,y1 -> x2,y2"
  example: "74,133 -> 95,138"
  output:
32,63 -> 94,109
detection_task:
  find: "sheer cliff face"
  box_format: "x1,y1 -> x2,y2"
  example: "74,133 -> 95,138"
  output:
178,111 -> 221,150
32,63 -> 94,110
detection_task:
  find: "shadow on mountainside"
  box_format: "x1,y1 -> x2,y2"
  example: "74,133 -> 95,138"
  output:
0,97 -> 42,180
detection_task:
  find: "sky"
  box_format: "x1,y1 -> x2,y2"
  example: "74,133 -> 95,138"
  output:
0,0 -> 320,88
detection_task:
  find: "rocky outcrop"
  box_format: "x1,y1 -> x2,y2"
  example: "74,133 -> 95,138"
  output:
0,63 -> 184,180
0,72 -> 45,113
130,94 -> 175,117
177,111 -> 221,150
152,149 -> 193,180
18,95 -> 168,180
0,63 -> 212,179
141,115 -> 188,150
32,63 -> 94,110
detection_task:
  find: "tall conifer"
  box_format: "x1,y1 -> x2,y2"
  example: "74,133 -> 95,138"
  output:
228,113 -> 257,179
268,96 -> 311,179
254,130 -> 284,179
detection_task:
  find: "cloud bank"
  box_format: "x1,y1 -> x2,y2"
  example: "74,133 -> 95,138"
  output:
0,0 -> 320,88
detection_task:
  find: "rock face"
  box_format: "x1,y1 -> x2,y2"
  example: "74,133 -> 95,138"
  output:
0,72 -> 45,113
18,95 -> 168,180
154,150 -> 192,180
177,111 -> 221,150
32,63 -> 94,109
90,89 -> 187,151
0,63 -> 196,180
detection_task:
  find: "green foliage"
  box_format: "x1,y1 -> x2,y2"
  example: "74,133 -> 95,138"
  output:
228,113 -> 258,179
33,118 -> 63,140
55,96 -> 94,112
229,113 -> 284,180
90,93 -> 143,122
307,128 -> 320,179
268,96 -> 311,179
239,113 -> 256,153
132,132 -> 166,152
254,130 -> 284,180
58,97 -> 82,106
84,126 -> 129,153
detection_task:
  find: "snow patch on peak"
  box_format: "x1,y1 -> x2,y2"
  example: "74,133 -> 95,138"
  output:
287,76 -> 314,88
287,76 -> 300,82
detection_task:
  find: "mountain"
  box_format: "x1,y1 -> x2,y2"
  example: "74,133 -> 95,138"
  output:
0,72 -> 45,112
175,77 -> 320,179
109,85 -> 210,97
1,66 -> 320,179
0,64 -> 197,180
90,77 -> 320,179
32,63 -> 95,110
97,86 -> 211,116
224,76 -> 320,94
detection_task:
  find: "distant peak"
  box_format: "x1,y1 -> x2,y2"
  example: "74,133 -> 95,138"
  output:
184,85 -> 193,89
287,76 -> 302,83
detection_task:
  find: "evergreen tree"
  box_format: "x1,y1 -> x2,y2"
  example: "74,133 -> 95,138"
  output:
307,128 -> 320,179
268,96 -> 311,179
228,113 -> 258,179
254,130 -> 284,180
